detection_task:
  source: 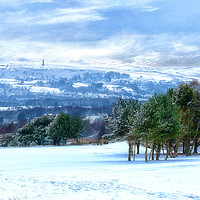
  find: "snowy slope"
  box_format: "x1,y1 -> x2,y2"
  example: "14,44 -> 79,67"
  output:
6,63 -> 200,82
0,142 -> 200,200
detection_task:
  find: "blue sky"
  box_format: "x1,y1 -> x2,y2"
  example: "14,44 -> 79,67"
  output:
0,0 -> 200,68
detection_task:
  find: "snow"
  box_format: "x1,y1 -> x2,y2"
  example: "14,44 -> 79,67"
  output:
0,106 -> 35,111
73,83 -> 89,88
0,142 -> 200,200
30,86 -> 61,94
84,115 -> 103,123
0,78 -> 18,85
104,84 -> 120,91
128,72 -> 173,82
24,80 -> 39,84
122,87 -> 134,93
12,84 -> 31,88
0,107 -> 13,111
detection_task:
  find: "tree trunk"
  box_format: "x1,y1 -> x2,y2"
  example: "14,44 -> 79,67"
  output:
128,142 -> 132,161
145,142 -> 148,162
183,141 -> 185,154
162,143 -> 165,155
165,143 -> 169,160
189,136 -> 197,155
174,139 -> 180,157
149,149 -> 152,161
152,143 -> 155,160
133,143 -> 136,161
193,138 -> 198,153
185,140 -> 191,156
137,141 -> 140,154
56,138 -> 61,146
156,144 -> 161,160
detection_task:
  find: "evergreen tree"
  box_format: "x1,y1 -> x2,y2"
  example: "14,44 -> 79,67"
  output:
17,115 -> 53,145
153,92 -> 181,160
48,112 -> 84,145
70,115 -> 85,141
174,84 -> 199,156
104,97 -> 140,161
131,91 -> 181,161
189,80 -> 200,153
131,102 -> 150,162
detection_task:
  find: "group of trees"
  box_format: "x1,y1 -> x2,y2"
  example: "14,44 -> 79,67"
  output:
1,79 -> 200,162
16,113 -> 84,146
105,81 -> 200,162
0,110 -> 110,147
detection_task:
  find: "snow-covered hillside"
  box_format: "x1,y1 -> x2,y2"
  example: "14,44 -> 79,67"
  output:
0,142 -> 200,200
0,63 -> 194,109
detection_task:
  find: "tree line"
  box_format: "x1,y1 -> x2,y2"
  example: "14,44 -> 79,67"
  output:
104,81 -> 200,162
0,112 -> 109,147
14,112 -> 84,146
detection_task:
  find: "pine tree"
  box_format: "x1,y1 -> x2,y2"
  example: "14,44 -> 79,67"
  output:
174,84 -> 199,156
104,97 -> 140,161
17,115 -> 53,146
48,113 -> 84,145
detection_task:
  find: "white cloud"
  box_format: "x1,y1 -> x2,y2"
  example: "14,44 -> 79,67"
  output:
31,0 -> 53,2
0,0 -> 200,69
3,7 -> 105,26
36,8 -> 105,24
133,51 -> 161,67
1,32 -> 200,69
142,6 -> 159,12
0,0 -> 20,6
173,42 -> 199,54
0,0 -> 53,6
80,0 -> 158,10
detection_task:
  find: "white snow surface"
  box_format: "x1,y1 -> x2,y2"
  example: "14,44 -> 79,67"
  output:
73,83 -> 89,88
0,142 -> 200,200
29,86 -> 61,94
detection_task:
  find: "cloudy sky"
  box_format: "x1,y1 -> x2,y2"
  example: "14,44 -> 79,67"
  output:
0,0 -> 200,68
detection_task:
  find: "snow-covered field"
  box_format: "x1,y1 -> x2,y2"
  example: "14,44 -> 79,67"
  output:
0,142 -> 200,200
